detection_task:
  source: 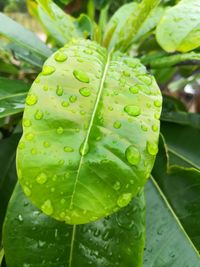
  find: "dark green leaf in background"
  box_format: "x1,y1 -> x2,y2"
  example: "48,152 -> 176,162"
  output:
3,183 -> 145,267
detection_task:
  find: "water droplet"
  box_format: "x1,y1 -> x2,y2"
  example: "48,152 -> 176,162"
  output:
31,148 -> 37,155
42,66 -> 55,75
141,125 -> 148,132
117,193 -> 132,207
113,181 -> 121,191
125,145 -> 141,165
79,141 -> 89,156
129,85 -> 139,94
73,70 -> 90,83
18,214 -> 23,222
41,200 -> 53,215
79,87 -> 91,97
57,127 -> 64,134
25,133 -> 34,141
36,172 -> 47,184
43,141 -> 50,148
154,113 -> 160,119
54,52 -> 68,62
38,240 -> 46,248
154,100 -> 162,108
64,146 -> 74,152
56,85 -> 64,96
23,119 -> 31,127
138,74 -> 152,85
24,186 -> 31,196
69,95 -> 77,103
61,101 -> 69,107
124,105 -> 141,117
147,141 -> 158,155
113,121 -> 121,129
152,124 -> 158,132
26,94 -> 37,106
18,142 -> 25,150
35,77 -> 40,84
43,85 -> 48,91
34,110 -> 43,120
123,70 -> 130,77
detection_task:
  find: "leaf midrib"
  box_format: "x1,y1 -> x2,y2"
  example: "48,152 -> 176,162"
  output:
68,52 -> 111,210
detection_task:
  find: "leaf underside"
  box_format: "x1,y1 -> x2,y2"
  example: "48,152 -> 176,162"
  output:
17,39 -> 162,224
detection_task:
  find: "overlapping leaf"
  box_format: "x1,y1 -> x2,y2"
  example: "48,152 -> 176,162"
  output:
3,183 -> 145,267
16,39 -> 162,224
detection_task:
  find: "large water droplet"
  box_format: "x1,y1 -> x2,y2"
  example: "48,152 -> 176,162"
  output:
154,100 -> 162,108
125,145 -> 141,165
79,87 -> 91,97
54,52 -> 68,62
26,94 -> 37,106
147,141 -> 158,155
117,193 -> 132,207
42,66 -> 55,75
124,105 -> 141,117
36,172 -> 47,184
41,200 -> 53,215
73,70 -> 90,83
34,110 -> 43,120
64,146 -> 74,152
79,141 -> 89,156
113,121 -> 121,129
56,85 -> 64,96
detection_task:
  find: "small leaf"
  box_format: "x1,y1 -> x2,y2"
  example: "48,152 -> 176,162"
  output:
0,77 -> 30,119
0,13 -> 52,60
16,39 -> 162,224
156,0 -> 200,52
3,183 -> 145,267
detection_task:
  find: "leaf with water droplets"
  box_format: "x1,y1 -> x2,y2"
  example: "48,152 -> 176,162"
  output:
17,39 -> 162,224
3,183 -> 145,267
156,0 -> 200,52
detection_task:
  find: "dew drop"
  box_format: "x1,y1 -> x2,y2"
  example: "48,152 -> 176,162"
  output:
57,127 -> 64,134
79,141 -> 89,156
56,85 -> 64,96
125,145 -> 141,165
64,146 -> 74,152
23,119 -> 31,127
141,125 -> 148,132
36,172 -> 47,184
54,52 -> 68,62
61,101 -> 69,107
129,85 -> 139,94
42,66 -> 55,75
117,193 -> 132,208
25,133 -> 34,141
147,141 -> 158,156
154,113 -> 160,120
124,105 -> 141,117
24,186 -> 31,196
154,100 -> 162,108
123,70 -> 130,77
34,110 -> 43,120
26,94 -> 37,106
43,141 -> 50,148
31,148 -> 37,155
79,87 -> 91,97
69,95 -> 77,103
73,70 -> 90,83
113,181 -> 121,191
138,74 -> 152,85
152,124 -> 158,132
113,121 -> 121,129
41,200 -> 53,215
18,142 -> 25,150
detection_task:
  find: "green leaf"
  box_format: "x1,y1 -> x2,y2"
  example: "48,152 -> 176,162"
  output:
144,178 -> 200,265
36,0 -> 93,46
0,61 -> 18,75
103,0 -> 161,51
94,0 -> 111,10
161,122 -> 200,169
0,77 -> 30,119
0,134 -> 20,243
156,0 -> 200,52
0,13 -> 52,60
152,135 -> 200,251
16,39 -> 162,224
3,183 -> 145,267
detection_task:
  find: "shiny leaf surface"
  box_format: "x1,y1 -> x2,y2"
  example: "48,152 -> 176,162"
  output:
156,0 -> 200,52
0,77 -> 30,119
3,183 -> 145,267
16,39 -> 162,224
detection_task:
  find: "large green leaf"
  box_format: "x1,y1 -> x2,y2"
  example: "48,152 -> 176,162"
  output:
152,134 -> 200,251
0,77 -> 30,119
156,0 -> 200,52
0,134 -> 20,243
0,13 -> 52,60
16,39 -> 162,224
103,0 -> 161,51
36,0 -> 93,45
3,183 -> 145,267
144,178 -> 200,265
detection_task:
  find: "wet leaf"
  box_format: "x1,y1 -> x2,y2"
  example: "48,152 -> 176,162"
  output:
16,39 -> 162,224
